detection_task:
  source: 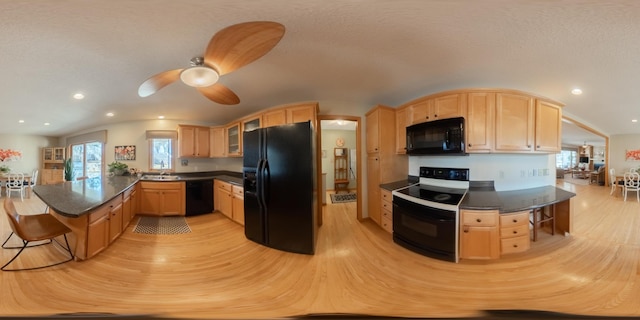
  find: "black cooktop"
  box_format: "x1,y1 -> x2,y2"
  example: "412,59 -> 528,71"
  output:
396,184 -> 467,206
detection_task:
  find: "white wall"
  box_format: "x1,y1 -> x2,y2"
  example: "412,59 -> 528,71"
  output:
408,153 -> 556,191
61,119 -> 242,174
609,134 -> 640,174
0,134 -> 59,174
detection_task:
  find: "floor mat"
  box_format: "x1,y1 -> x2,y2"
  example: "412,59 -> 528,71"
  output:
330,193 -> 357,203
133,216 -> 191,234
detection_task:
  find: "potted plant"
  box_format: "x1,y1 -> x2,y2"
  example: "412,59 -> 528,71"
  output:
0,165 -> 10,174
108,161 -> 129,176
64,158 -> 74,181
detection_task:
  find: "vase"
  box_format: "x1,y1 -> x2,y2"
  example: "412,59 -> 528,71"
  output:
113,169 -> 126,176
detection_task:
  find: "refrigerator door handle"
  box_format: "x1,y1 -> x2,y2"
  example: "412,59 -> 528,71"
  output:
262,159 -> 270,206
256,159 -> 265,210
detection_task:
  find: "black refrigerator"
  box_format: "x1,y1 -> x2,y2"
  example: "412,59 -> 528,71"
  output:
243,121 -> 317,255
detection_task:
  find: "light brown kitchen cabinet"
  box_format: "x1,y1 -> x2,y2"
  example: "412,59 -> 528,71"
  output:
409,93 -> 466,124
365,105 -> 407,229
226,122 -> 242,157
286,104 -> 316,124
534,100 -> 562,152
466,92 -> 495,153
459,209 -> 500,260
380,189 -> 393,233
395,107 -> 409,154
42,147 -> 66,184
86,204 -> 110,259
499,210 -> 530,255
108,202 -> 123,243
139,181 -> 186,216
122,185 -> 135,230
209,126 -> 226,158
494,93 -> 535,152
231,185 -> 245,225
215,180 -> 233,219
262,109 -> 287,128
178,125 -> 210,158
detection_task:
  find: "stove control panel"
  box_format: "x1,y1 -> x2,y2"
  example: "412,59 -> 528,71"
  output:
420,167 -> 469,181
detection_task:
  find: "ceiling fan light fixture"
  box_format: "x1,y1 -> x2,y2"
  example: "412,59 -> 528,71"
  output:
180,66 -> 219,87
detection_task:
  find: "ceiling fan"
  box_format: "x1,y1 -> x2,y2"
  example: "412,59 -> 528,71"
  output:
137,21 -> 285,105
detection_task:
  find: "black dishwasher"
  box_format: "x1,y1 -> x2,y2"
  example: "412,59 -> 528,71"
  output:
185,180 -> 213,216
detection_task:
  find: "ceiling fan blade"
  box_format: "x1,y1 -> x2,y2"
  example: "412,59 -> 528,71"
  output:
197,83 -> 240,105
204,21 -> 285,76
138,69 -> 183,97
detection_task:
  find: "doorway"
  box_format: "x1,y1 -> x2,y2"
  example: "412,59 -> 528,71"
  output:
318,116 -> 362,221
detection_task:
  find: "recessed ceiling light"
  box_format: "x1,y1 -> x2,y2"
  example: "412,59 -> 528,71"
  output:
18,120 -> 24,123
158,115 -> 165,119
44,122 -> 50,126
632,119 -> 638,123
571,88 -> 583,95
73,93 -> 85,100
106,112 -> 114,117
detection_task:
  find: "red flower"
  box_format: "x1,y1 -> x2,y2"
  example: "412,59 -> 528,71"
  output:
0,149 -> 22,162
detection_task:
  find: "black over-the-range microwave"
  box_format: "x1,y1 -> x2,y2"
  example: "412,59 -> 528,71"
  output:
406,117 -> 466,155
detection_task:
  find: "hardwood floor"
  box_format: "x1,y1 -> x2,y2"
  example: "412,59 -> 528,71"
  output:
1,183 -> 639,319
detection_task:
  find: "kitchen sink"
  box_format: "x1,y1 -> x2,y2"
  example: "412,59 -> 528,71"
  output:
141,175 -> 181,181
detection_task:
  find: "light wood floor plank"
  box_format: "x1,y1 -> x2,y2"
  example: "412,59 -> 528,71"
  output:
1,183 -> 639,318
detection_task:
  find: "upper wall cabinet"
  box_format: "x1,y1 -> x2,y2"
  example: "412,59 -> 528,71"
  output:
394,89 -> 563,155
408,93 -> 467,125
494,93 -> 535,152
178,125 -> 210,158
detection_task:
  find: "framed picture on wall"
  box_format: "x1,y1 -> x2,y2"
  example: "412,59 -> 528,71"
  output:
115,145 -> 136,161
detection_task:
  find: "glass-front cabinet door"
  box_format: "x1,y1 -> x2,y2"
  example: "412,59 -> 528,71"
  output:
226,122 -> 241,157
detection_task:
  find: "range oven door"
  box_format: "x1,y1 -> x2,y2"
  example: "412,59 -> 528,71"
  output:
392,196 -> 458,262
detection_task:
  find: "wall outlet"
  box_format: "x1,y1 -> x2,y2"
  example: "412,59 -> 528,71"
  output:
181,159 -> 188,166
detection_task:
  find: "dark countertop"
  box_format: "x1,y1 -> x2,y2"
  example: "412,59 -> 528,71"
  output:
381,179 -> 576,213
33,176 -> 139,218
34,171 -> 244,218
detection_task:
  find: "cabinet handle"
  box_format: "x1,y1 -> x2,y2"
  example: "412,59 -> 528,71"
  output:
536,145 -> 540,148
513,230 -> 518,234
512,219 -> 518,223
527,145 -> 531,148
476,218 -> 481,223
434,114 -> 438,118
426,116 -> 429,119
468,143 -> 472,147
513,244 -> 518,248
463,225 -> 469,233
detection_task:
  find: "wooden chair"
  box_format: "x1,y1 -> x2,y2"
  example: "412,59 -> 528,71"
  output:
610,168 -> 623,196
1,197 -> 74,271
623,172 -> 640,202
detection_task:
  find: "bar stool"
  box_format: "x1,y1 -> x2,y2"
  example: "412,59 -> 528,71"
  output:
530,205 -> 555,242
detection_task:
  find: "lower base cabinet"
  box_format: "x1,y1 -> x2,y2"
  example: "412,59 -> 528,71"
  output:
380,189 -> 393,233
459,209 -> 500,260
214,180 -> 244,225
139,181 -> 185,216
499,210 -> 530,254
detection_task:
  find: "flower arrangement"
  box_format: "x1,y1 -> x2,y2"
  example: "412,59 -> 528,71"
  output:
0,148 -> 22,162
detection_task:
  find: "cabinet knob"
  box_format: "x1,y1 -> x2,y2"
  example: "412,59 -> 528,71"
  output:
513,230 -> 518,234
512,219 -> 517,223
527,145 -> 532,148
476,218 -> 481,223
463,225 -> 469,233
536,145 -> 540,148
434,114 -> 438,118
513,244 -> 518,248
468,143 -> 472,147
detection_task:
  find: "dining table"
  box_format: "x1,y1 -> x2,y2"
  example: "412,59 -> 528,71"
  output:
0,173 -> 33,198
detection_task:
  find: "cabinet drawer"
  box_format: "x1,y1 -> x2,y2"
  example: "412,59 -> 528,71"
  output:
232,185 -> 244,196
501,236 -> 530,254
381,208 -> 392,221
215,180 -> 232,192
381,214 -> 393,233
500,224 -> 530,239
461,211 -> 498,227
140,181 -> 183,190
381,189 -> 392,203
499,211 -> 529,227
380,198 -> 393,213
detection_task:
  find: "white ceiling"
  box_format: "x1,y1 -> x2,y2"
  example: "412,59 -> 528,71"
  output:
0,1 -> 638,144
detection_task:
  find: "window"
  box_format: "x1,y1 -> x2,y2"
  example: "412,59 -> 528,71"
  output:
71,142 -> 103,180
556,150 -> 577,169
149,138 -> 174,171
